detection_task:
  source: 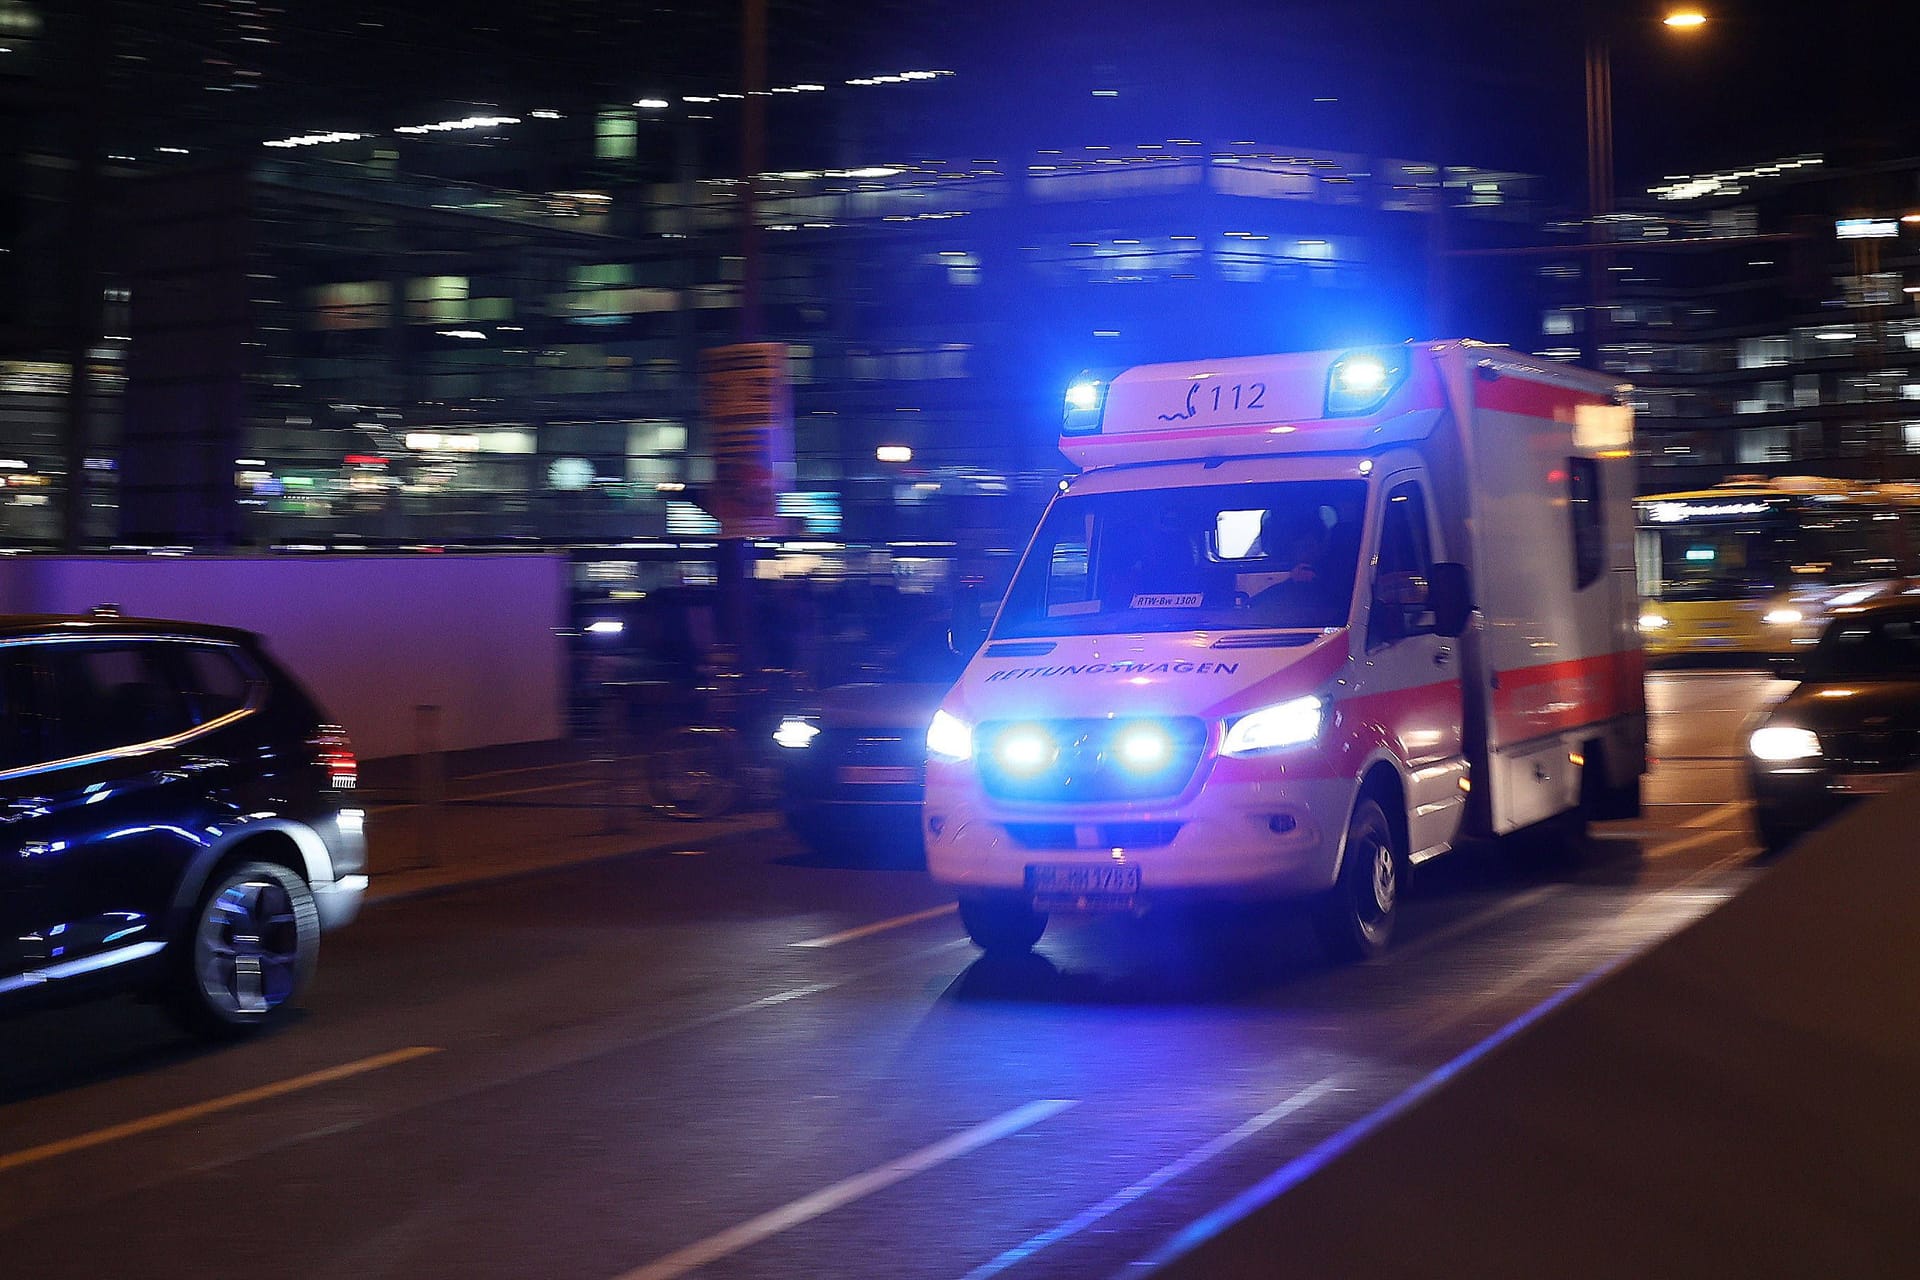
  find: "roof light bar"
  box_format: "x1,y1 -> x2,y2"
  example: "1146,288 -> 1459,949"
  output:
1325,348 -> 1409,417
1063,375 -> 1110,435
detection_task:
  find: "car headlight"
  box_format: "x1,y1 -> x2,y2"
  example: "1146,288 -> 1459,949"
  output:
1221,695 -> 1324,757
773,717 -> 819,750
1762,608 -> 1803,626
927,709 -> 973,762
1749,725 -> 1821,762
1638,613 -> 1668,631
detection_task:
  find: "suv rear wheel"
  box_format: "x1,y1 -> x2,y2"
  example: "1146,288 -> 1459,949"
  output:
169,860 -> 319,1038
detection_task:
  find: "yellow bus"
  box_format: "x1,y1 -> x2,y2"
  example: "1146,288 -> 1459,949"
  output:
1634,477 -> 1920,659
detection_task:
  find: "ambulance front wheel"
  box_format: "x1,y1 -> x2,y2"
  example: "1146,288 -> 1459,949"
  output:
1313,795 -> 1403,963
959,895 -> 1048,956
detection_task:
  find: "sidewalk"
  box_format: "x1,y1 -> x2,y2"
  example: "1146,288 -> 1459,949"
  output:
355,739 -> 783,904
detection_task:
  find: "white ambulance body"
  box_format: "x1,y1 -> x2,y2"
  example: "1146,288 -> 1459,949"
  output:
924,340 -> 1645,959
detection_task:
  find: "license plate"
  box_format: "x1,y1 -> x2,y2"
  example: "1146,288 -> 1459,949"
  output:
837,765 -> 919,785
1027,862 -> 1140,910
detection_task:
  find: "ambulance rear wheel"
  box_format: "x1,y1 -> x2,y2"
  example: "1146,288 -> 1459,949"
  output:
959,895 -> 1048,956
1313,796 -> 1402,963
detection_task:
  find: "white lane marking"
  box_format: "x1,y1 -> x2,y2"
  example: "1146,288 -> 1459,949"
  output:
790,905 -> 957,949
957,1080 -> 1337,1280
0,1046 -> 441,1175
613,1099 -> 1079,1280
1682,800 -> 1747,830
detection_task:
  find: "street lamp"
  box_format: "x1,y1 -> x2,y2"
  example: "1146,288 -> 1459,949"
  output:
1583,7 -> 1708,363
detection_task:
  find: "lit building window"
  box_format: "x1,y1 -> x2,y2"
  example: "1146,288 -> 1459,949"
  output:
596,110 -> 637,161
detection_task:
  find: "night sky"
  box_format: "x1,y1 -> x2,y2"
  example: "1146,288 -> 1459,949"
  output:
56,0 -> 1917,202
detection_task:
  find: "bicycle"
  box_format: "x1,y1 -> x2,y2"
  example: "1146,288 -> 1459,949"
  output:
643,651 -> 801,820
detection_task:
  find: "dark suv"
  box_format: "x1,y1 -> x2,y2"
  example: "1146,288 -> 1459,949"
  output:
1,610 -> 366,1036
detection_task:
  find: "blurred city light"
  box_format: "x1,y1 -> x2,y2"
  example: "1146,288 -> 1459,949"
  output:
1663,10 -> 1708,28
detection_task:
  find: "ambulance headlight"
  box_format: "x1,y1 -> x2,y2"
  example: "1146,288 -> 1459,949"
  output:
1221,695 -> 1324,757
927,709 -> 974,762
1063,376 -> 1108,435
1325,349 -> 1409,416
1112,721 -> 1175,773
773,717 -> 820,749
993,723 -> 1057,775
1749,725 -> 1821,762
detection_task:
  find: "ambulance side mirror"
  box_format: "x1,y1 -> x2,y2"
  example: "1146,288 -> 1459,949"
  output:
1428,562 -> 1472,638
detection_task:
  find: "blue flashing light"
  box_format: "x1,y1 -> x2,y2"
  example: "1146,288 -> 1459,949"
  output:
1325,348 -> 1409,416
1113,722 -> 1174,773
1063,374 -> 1110,436
995,724 -> 1057,775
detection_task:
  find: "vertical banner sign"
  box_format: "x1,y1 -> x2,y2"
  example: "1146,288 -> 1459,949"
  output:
698,342 -> 794,538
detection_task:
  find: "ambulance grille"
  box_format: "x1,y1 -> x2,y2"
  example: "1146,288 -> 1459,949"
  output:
1005,822 -> 1183,850
976,717 -> 1206,803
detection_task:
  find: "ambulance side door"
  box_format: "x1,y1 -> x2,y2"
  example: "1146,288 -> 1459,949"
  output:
1355,472 -> 1468,857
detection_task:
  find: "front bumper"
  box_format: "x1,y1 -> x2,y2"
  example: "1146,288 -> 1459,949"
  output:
312,808 -> 368,930
923,760 -> 1351,907
312,874 -> 368,930
1747,765 -> 1913,842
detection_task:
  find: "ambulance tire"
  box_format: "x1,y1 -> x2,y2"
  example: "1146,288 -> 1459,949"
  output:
1313,796 -> 1402,963
959,895 -> 1048,957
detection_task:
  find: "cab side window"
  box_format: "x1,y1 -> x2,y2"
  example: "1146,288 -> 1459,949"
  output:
1568,456 -> 1604,591
1371,480 -> 1436,645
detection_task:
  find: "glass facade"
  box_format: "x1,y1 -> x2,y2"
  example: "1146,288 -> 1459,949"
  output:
1536,154 -> 1920,489
2,37 -> 1549,553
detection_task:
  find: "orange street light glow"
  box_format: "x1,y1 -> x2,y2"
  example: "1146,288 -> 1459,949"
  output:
1664,10 -> 1708,27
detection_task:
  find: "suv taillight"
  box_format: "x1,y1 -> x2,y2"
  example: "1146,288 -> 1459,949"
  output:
310,725 -> 358,790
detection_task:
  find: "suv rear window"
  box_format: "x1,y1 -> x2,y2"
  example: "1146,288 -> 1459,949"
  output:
177,644 -> 256,722
44,642 -> 197,756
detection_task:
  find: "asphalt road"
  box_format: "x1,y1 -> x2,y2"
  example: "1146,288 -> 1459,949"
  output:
0,672 -> 1787,1280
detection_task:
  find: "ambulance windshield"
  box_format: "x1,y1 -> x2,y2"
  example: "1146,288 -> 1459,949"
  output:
994,480 -> 1368,638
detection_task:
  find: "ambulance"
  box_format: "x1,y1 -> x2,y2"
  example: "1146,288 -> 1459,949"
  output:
924,340 -> 1646,960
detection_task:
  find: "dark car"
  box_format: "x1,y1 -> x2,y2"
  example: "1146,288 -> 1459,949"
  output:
1,610 -> 366,1036
773,616 -> 969,853
1747,591 -> 1920,852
